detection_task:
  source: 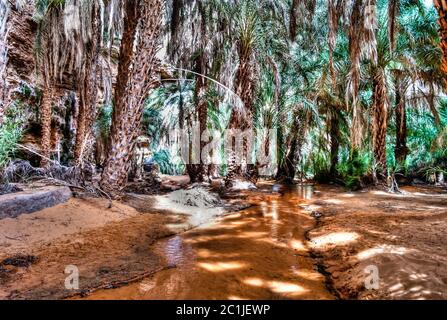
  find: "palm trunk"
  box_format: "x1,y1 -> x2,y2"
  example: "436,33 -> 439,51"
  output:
192,82 -> 208,183
100,0 -> 162,192
40,85 -> 54,167
0,2 -> 8,127
394,77 -> 408,166
266,56 -> 283,180
372,69 -> 388,181
187,4 -> 208,183
435,0 -> 447,74
74,4 -> 101,164
329,109 -> 340,178
276,108 -> 306,183
289,0 -> 299,41
225,41 -> 256,187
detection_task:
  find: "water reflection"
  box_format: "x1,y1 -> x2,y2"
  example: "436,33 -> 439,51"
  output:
84,183 -> 332,300
163,235 -> 189,265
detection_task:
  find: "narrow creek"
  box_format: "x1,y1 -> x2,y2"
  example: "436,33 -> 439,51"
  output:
83,185 -> 334,300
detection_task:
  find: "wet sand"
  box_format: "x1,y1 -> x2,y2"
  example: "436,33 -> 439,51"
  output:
1,183 -> 446,300
306,185 -> 447,299
82,185 -> 333,300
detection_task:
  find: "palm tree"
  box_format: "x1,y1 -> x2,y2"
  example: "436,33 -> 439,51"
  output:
100,0 -> 163,192
35,0 -> 105,166
167,0 -> 210,183
371,66 -> 389,179
73,2 -> 101,164
393,72 -> 408,165
435,0 -> 447,73
223,0 -> 260,187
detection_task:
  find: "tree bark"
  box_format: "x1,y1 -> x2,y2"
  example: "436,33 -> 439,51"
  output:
372,69 -> 388,181
329,108 -> 340,178
100,0 -> 162,192
186,3 -> 208,183
276,108 -> 306,183
225,38 -> 256,187
40,85 -> 54,167
74,3 -> 101,164
394,77 -> 408,166
435,0 -> 447,75
290,0 -> 300,41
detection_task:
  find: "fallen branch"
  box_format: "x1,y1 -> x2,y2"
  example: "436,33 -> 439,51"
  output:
14,144 -> 60,166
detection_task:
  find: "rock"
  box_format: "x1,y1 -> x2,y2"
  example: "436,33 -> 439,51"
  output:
0,186 -> 72,219
168,187 -> 221,208
310,211 -> 323,218
161,183 -> 181,191
0,184 -> 23,196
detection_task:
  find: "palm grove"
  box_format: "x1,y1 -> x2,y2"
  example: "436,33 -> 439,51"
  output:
0,0 -> 446,193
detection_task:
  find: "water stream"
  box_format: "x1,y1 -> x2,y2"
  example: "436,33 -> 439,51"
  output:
84,185 -> 334,300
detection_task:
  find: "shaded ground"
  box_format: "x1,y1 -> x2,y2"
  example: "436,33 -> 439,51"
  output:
0,182 -> 445,300
0,183 -> 240,299
81,185 -> 333,300
305,185 -> 447,300
0,198 -> 177,299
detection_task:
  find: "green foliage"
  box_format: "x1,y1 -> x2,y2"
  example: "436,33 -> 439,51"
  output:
312,151 -> 331,183
26,0 -> 445,185
96,104 -> 113,140
0,102 -> 29,168
337,149 -> 371,190
405,104 -> 447,172
152,149 -> 184,175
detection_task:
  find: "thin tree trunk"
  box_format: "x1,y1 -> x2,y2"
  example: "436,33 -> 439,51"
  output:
276,108 -> 306,183
290,0 -> 300,41
394,77 -> 408,166
372,69 -> 388,181
329,109 -> 340,178
74,3 -> 101,164
266,56 -> 283,180
100,0 -> 162,192
187,3 -> 208,183
435,0 -> 447,74
0,1 -> 9,126
40,85 -> 54,167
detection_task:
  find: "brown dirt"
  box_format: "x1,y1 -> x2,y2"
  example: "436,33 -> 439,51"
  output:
306,184 -> 447,300
0,185 -> 244,300
0,196 -> 181,299
1,183 -> 445,300
80,185 -> 333,300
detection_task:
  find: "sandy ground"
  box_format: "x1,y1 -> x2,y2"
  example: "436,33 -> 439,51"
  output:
0,197 -> 140,257
305,185 -> 447,300
0,182 -> 445,300
0,187 -> 234,299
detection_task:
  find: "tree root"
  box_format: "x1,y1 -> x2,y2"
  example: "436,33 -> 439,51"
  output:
68,264 -> 177,299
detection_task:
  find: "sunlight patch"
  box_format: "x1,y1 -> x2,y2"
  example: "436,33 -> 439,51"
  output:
357,245 -> 410,260
323,199 -> 343,204
341,193 -> 355,198
291,269 -> 324,281
269,281 -> 308,294
198,261 -> 247,272
289,239 -> 307,251
243,278 -> 308,295
310,232 -> 359,247
228,295 -> 247,300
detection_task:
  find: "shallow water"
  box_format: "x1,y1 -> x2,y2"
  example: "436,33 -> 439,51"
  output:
83,185 -> 333,300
